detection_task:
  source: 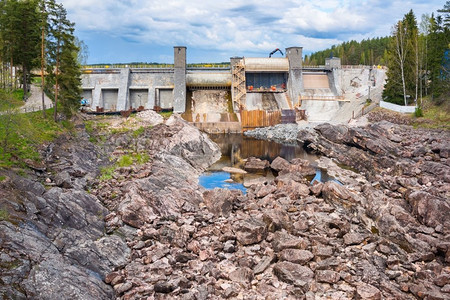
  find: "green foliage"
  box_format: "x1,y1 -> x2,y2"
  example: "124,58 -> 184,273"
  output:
159,111 -> 173,118
305,37 -> 391,66
44,2 -> 82,120
99,165 -> 115,181
132,126 -> 145,138
0,208 -> 9,221
0,104 -> 64,167
135,152 -> 150,165
0,0 -> 41,94
117,155 -> 133,167
414,107 -> 424,117
0,89 -> 24,111
0,175 -> 6,181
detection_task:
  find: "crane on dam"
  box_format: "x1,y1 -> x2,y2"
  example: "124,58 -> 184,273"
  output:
269,48 -> 284,58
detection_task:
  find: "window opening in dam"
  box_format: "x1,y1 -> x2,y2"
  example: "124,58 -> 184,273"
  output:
102,89 -> 119,111
199,134 -> 339,193
157,89 -> 174,110
245,72 -> 287,91
129,89 -> 148,109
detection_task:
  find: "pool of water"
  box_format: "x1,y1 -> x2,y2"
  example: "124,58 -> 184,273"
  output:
199,134 -> 337,192
199,171 -> 246,192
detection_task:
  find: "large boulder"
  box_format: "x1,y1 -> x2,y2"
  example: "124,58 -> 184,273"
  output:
407,191 -> 450,232
273,262 -> 314,289
244,157 -> 270,172
270,156 -> 290,172
233,218 -> 268,245
203,188 -> 242,217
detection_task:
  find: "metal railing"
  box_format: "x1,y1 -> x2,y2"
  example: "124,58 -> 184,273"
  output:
21,102 -> 54,113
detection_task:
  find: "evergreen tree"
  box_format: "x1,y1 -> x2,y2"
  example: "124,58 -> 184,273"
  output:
8,0 -> 40,98
383,11 -> 420,105
306,37 -> 391,66
46,3 -> 81,120
438,1 -> 450,27
427,13 -> 450,103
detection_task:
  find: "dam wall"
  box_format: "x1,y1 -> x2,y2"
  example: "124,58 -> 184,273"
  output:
82,68 -> 174,111
80,46 -> 386,130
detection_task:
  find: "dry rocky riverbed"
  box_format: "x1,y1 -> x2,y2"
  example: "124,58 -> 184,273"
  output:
0,111 -> 449,299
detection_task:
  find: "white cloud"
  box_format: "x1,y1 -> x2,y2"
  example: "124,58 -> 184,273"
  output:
58,0 -> 445,63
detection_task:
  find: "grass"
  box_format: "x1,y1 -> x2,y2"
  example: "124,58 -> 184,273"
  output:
132,126 -> 146,138
412,97 -> 450,130
135,152 -> 150,164
159,111 -> 173,118
0,89 -> 25,112
99,152 -> 150,181
117,154 -> 134,167
0,208 -> 9,221
0,108 -> 65,168
99,165 -> 115,181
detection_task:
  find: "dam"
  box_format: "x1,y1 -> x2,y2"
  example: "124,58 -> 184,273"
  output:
81,46 -> 386,131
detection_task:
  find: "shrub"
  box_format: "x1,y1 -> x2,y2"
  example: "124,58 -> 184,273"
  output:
99,166 -> 115,181
414,107 -> 424,118
117,155 -> 133,167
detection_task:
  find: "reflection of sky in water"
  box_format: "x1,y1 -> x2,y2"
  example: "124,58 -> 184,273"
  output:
311,169 -> 343,185
199,171 -> 246,193
200,134 -> 338,192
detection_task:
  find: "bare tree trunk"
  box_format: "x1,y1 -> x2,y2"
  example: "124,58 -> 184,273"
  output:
10,57 -> 14,89
394,21 -> 408,106
415,34 -> 419,105
22,64 -> 27,101
53,42 -> 60,122
400,64 -> 407,106
41,20 -> 46,117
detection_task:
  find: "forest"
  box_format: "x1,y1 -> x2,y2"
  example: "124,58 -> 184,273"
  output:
0,0 -> 82,120
306,3 -> 450,106
304,37 -> 391,66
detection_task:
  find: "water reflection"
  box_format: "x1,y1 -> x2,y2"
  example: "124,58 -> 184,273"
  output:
208,134 -> 318,170
199,171 -> 246,192
199,134 -> 322,192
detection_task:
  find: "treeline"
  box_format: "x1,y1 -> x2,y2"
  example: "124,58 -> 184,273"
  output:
306,2 -> 450,106
0,0 -> 83,120
384,4 -> 450,105
304,37 -> 391,66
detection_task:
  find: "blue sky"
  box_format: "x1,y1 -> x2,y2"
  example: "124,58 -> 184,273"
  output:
58,0 -> 445,64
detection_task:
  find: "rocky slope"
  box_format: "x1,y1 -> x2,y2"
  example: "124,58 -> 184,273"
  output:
0,113 -> 220,299
97,117 -> 448,299
0,125 -> 130,299
1,112 -> 449,299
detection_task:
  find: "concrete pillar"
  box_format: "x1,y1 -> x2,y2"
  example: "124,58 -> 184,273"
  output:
173,46 -> 186,113
286,47 -> 303,106
230,56 -> 243,68
92,85 -> 102,108
117,68 -> 131,111
148,87 -> 155,109
325,57 -> 341,70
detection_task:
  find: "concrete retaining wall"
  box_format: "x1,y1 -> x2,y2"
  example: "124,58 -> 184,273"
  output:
380,101 -> 416,113
81,70 -> 174,110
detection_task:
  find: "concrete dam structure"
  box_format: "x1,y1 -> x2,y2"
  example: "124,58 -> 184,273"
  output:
81,46 -> 386,130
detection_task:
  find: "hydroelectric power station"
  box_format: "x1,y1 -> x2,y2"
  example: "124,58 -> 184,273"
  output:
81,46 -> 387,132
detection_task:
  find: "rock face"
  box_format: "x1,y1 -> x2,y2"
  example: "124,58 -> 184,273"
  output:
3,113 -> 449,300
0,129 -> 129,299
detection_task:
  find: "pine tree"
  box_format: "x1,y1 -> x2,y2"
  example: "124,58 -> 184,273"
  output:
427,13 -> 450,103
46,3 -> 81,120
383,11 -> 420,105
9,0 -> 40,98
438,1 -> 450,27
